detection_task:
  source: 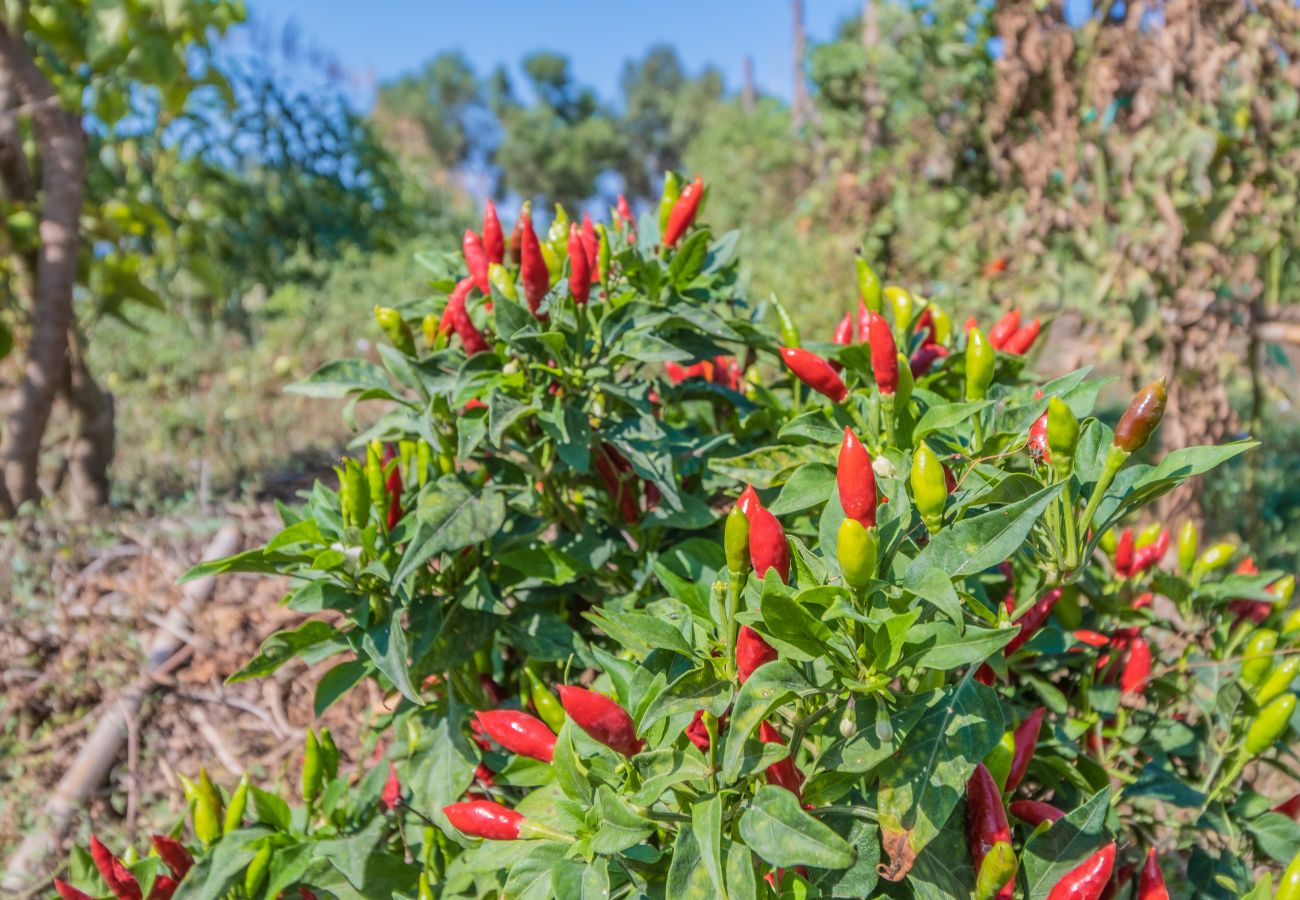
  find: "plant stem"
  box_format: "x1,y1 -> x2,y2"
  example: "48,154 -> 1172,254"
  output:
1078,446 -> 1128,538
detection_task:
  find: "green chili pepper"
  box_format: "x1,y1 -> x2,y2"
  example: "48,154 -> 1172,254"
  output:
974,842 -> 1017,900
547,203 -> 570,259
416,441 -> 433,489
965,327 -> 995,401
488,262 -> 518,301
1245,693 -> 1296,756
1176,520 -> 1198,573
525,667 -> 566,733
319,727 -> 340,782
366,441 -> 386,515
421,312 -> 439,349
1278,846 -> 1300,900
658,171 -> 681,235
983,731 -> 1015,792
339,458 -> 370,529
1098,528 -> 1117,554
911,443 -> 948,534
1194,542 -> 1237,581
837,518 -> 878,589
929,303 -> 952,345
855,254 -> 882,313
1256,657 -> 1300,706
223,772 -> 249,833
418,872 -> 435,900
244,843 -> 272,896
725,506 -> 750,575
595,223 -> 611,284
1275,575 -> 1296,604
540,241 -> 561,286
302,730 -> 324,806
1053,586 -> 1083,630
1044,397 -> 1080,480
771,295 -> 800,348
894,352 -> 914,411
179,771 -> 222,846
374,306 -> 416,356
1242,629 -> 1278,687
884,285 -> 913,331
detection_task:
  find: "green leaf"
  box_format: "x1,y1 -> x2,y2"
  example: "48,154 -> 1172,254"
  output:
899,622 -> 1017,671
876,676 -> 1005,881
628,748 -> 711,807
807,814 -> 881,898
769,463 -> 836,515
501,842 -> 566,900
359,618 -> 420,704
228,621 -> 339,683
409,702 -> 478,828
913,400 -> 993,443
314,659 -> 369,716
738,785 -> 855,869
587,608 -> 694,658
758,575 -> 836,661
1022,789 -> 1112,900
708,443 -> 829,489
393,480 -> 506,584
906,483 -> 1062,584
666,826 -> 715,898
1245,812 -> 1300,865
287,358 -> 390,398
721,661 -> 816,782
669,231 -> 710,286
691,797 -> 727,897
590,785 -> 654,854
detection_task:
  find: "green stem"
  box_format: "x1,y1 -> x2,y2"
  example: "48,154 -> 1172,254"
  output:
724,572 -> 743,683
1060,477 -> 1079,572
1078,446 -> 1129,538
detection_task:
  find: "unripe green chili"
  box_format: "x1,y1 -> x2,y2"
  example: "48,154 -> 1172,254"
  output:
374,306 -> 416,356
1241,629 -> 1278,687
983,731 -> 1015,792
418,872 -> 435,900
1275,574 -> 1296,604
837,518 -> 878,589
771,295 -> 800,348
416,440 -> 432,488
302,730 -> 324,806
929,303 -> 952,345
339,458 -> 370,529
895,352 -> 914,410
1177,520 -> 1198,573
1278,845 -> 1300,900
1194,542 -> 1237,581
974,842 -> 1017,900
884,285 -> 913,331
856,254 -> 882,313
1256,657 -> 1300,706
1046,397 -> 1080,478
595,223 -> 611,284
180,770 -> 222,846
319,726 -> 340,781
965,327 -> 995,401
547,204 -> 570,259
658,171 -> 681,235
1245,693 -> 1296,756
244,843 -> 272,896
725,506 -> 751,575
223,772 -> 249,833
488,262 -> 517,300
539,241 -> 561,285
525,667 -> 566,733
911,443 -> 948,533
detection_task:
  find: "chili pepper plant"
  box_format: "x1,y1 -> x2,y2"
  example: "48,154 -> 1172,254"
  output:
55,178 -> 1300,900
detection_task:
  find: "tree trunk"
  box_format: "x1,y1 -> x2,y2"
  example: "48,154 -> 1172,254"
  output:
791,0 -> 812,133
859,0 -> 884,158
63,325 -> 113,516
0,23 -> 85,514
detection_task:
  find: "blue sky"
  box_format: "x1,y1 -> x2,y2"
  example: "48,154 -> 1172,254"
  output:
242,1 -> 866,108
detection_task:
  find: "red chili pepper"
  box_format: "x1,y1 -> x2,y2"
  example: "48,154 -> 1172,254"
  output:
974,663 -> 996,685
519,213 -> 549,317
1275,793 -> 1300,819
737,625 -> 778,684
1028,410 -> 1050,466
910,342 -> 949,377
686,710 -> 710,751
381,762 -> 401,810
837,426 -> 877,528
1113,379 -> 1167,454
1005,707 -> 1045,793
90,836 -> 142,900
463,229 -> 491,295
712,355 -> 741,391
567,224 -> 590,305
966,763 -> 1014,900
737,484 -> 760,519
443,800 -> 524,840
983,256 -> 1010,277
662,175 -> 703,248
915,307 -> 936,345
1009,800 -> 1065,826
1004,589 -> 1063,655
149,877 -> 178,900
382,443 -> 403,530
482,200 -> 505,265
1046,843 -> 1116,900
1114,528 -> 1135,577
1132,592 -> 1154,610
988,309 -> 1021,349
748,501 -> 791,583
833,313 -> 853,345
54,881 -> 95,900
1002,318 -> 1041,355
616,194 -> 635,233
965,315 -> 979,334
445,277 -> 488,354
150,835 -> 194,880
868,312 -> 899,394
1121,637 -> 1151,694
853,300 -> 870,343
580,213 -> 599,284
595,444 -> 639,525
759,721 -> 804,799
474,762 -> 495,787
557,685 -> 643,756
474,710 -> 557,763
1073,630 -> 1111,647
780,347 -> 847,402
1137,848 -> 1169,900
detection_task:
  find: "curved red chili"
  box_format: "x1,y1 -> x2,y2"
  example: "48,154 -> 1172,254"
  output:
910,342 -> 949,377
748,502 -> 790,583
1121,637 -> 1152,694
474,710 -> 557,763
868,312 -> 899,394
463,229 -> 491,295
1009,799 -> 1065,826
150,835 -> 194,880
381,762 -> 401,811
1137,847 -> 1169,900
518,213 -> 549,317
482,200 -> 505,265
833,313 -> 853,345
89,836 -> 142,900
988,309 -> 1021,349
837,426 -> 877,528
737,625 -> 778,684
443,800 -> 524,840
1003,318 -> 1041,355
54,881 -> 95,900
662,175 -> 703,247
1005,707 -> 1045,793
1045,843 -> 1115,900
966,763 -> 1014,899
736,484 -> 760,519
567,224 -> 590,305
1028,411 -> 1050,465
1114,528 -> 1135,577
1004,589 -> 1063,655
780,347 -> 847,402
557,685 -> 643,756
759,721 -> 804,799
580,213 -> 599,284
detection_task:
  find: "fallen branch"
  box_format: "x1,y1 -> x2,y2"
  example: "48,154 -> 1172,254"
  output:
0,525 -> 241,894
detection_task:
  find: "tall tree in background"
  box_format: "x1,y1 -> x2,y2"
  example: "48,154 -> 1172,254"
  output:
372,51 -> 484,180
